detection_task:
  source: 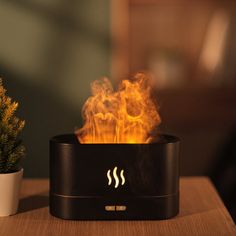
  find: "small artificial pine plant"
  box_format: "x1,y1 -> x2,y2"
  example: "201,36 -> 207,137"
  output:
0,79 -> 25,173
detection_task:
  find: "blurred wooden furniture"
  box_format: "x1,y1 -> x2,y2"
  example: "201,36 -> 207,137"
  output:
111,0 -> 236,176
111,0 -> 236,81
0,177 -> 235,236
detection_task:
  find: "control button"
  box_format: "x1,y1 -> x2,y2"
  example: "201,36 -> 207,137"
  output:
105,205 -> 115,211
116,205 -> 126,211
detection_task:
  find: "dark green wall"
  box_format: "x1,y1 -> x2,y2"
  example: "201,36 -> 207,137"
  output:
0,0 -> 110,177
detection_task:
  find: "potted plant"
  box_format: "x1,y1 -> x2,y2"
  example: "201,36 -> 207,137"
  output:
0,79 -> 25,216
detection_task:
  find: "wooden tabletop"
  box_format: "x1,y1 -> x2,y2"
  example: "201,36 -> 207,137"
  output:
0,177 -> 235,236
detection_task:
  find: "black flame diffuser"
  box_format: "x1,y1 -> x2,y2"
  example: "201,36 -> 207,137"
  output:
49,134 -> 180,220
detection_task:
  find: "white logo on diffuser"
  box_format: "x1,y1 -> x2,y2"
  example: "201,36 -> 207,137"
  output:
106,167 -> 125,188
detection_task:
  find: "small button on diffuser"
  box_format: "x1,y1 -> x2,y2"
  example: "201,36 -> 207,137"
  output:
105,206 -> 115,211
116,206 -> 126,211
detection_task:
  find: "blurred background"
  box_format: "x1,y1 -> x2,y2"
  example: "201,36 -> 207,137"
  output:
0,0 -> 235,220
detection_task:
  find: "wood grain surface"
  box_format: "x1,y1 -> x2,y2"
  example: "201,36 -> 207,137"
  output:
0,177 -> 235,236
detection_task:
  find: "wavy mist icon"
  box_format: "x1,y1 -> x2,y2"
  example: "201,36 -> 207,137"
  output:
107,167 -> 125,188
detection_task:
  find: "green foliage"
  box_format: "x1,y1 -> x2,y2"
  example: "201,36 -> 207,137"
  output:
0,79 -> 25,173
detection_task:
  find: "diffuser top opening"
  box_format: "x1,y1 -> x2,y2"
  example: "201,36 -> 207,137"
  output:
51,134 -> 180,145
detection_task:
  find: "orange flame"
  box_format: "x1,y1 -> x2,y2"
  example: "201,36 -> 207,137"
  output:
76,73 -> 161,143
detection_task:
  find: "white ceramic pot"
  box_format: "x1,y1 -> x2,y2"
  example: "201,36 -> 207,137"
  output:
0,169 -> 23,216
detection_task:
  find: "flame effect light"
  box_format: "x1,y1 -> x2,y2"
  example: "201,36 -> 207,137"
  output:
76,72 -> 161,143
